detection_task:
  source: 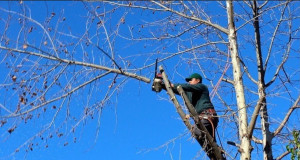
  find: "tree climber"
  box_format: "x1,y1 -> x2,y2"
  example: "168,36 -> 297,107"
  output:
157,73 -> 219,158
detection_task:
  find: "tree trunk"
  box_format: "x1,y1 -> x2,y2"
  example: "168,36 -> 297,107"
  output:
226,1 -> 252,159
252,1 -> 274,159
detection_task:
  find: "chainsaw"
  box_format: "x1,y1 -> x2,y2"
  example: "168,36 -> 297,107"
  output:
151,59 -> 163,92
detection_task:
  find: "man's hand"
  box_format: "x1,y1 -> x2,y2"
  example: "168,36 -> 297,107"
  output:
185,114 -> 190,119
156,73 -> 162,78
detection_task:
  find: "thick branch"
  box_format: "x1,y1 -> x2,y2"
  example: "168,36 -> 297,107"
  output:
159,65 -> 192,130
248,97 -> 265,138
0,46 -> 150,83
159,66 -> 192,130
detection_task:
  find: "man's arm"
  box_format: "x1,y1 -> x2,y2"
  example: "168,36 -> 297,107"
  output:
173,83 -> 204,93
162,83 -> 180,94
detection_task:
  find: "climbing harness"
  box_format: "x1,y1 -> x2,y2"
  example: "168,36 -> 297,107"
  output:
199,108 -> 218,138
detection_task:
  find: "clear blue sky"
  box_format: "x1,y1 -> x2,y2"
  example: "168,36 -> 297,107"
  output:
0,2 -> 207,160
0,1 -> 299,160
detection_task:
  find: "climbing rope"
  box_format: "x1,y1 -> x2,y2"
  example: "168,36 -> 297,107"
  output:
210,48 -> 231,100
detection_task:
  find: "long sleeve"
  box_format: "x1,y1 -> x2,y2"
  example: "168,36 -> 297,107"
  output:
161,83 -> 180,94
173,83 -> 213,114
173,83 -> 206,93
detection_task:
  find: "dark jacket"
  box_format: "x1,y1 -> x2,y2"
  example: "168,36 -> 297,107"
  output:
173,83 -> 214,114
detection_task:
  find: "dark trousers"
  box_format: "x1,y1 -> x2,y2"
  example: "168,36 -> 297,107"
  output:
197,117 -> 219,159
200,118 -> 218,139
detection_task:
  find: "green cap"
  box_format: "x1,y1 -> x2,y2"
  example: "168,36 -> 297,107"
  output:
185,73 -> 202,82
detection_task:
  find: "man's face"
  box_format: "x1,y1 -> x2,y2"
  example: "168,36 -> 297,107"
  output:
188,78 -> 200,85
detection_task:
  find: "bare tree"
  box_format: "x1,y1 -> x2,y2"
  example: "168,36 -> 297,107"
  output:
0,1 -> 299,159
0,1 -> 151,157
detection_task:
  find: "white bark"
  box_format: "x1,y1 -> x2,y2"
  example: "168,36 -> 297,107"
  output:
226,1 -> 251,159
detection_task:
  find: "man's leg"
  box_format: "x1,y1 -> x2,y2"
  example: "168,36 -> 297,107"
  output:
198,119 -> 216,159
201,118 -> 215,140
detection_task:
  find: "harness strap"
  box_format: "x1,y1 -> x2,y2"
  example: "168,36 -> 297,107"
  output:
199,108 -> 217,138
207,117 -> 215,138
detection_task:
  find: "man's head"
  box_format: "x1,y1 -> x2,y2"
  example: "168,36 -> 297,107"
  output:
185,73 -> 202,84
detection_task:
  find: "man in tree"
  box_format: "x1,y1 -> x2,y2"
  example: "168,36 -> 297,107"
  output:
162,73 -> 219,158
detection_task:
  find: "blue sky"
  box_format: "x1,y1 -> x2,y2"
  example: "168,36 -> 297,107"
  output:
0,1 -> 299,160
0,2 -> 208,160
